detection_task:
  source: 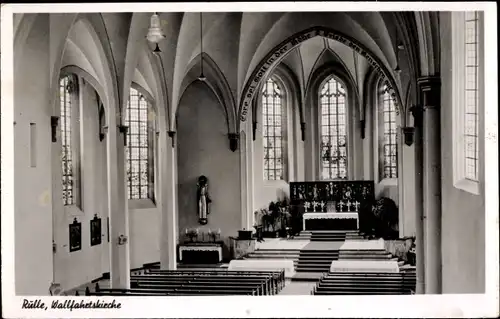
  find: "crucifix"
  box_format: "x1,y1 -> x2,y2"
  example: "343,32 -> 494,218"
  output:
311,201 -> 317,212
346,200 -> 352,211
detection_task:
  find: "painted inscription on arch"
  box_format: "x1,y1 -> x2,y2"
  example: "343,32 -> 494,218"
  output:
240,27 -> 398,122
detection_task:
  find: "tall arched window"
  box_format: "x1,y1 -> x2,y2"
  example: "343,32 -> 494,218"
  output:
452,11 -> 483,194
464,12 -> 480,181
262,78 -> 285,180
125,87 -> 155,200
320,76 -> 347,180
381,85 -> 397,178
59,74 -> 81,206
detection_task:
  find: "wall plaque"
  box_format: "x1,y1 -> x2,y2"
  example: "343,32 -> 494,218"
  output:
90,214 -> 102,246
69,218 -> 82,252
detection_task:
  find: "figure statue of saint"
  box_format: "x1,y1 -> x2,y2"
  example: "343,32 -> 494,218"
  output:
197,175 -> 212,225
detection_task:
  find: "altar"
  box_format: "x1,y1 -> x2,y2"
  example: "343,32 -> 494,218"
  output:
289,180 -> 374,233
303,212 -> 359,231
178,243 -> 223,264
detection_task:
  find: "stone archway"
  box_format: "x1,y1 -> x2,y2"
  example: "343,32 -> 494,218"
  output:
238,26 -> 404,130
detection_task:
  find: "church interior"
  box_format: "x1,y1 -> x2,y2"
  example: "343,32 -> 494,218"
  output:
11,10 -> 489,297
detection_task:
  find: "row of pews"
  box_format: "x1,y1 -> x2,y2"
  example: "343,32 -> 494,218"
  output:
311,272 -> 416,295
85,269 -> 285,296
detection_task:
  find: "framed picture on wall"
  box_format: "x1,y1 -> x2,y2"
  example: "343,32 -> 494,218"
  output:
69,218 -> 82,252
90,214 -> 102,246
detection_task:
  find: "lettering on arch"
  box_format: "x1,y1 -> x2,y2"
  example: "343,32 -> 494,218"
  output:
239,27 -> 398,122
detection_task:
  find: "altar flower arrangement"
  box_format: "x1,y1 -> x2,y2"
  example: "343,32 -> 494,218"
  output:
186,228 -> 198,242
208,229 -> 218,242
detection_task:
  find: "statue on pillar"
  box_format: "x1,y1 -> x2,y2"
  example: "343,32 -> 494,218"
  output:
197,175 -> 212,225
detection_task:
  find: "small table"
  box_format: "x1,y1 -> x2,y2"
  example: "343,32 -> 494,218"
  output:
178,243 -> 223,264
303,212 -> 359,231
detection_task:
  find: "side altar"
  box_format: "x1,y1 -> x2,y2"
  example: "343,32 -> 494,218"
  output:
290,181 -> 374,232
178,229 -> 223,264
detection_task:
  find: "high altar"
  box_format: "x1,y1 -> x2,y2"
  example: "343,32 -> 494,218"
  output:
290,181 -> 374,231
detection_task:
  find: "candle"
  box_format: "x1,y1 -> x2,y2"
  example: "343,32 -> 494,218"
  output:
185,228 -> 188,235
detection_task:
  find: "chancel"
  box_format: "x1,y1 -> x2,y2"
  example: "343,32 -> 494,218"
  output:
8,7 -> 491,298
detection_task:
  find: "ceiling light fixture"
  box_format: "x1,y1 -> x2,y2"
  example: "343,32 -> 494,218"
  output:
198,12 -> 206,82
146,12 -> 165,53
394,32 -> 402,74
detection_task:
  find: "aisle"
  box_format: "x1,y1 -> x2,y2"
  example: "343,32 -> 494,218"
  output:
278,281 -> 317,295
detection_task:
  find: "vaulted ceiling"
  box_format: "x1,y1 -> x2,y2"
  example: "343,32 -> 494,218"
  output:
15,11 -> 438,132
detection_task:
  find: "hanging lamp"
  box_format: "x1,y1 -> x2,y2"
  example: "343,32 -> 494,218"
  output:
394,32 -> 403,74
198,12 -> 207,82
146,12 -> 165,53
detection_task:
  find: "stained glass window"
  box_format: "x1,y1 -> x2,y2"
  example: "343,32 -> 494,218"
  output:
464,11 -> 479,181
262,78 -> 284,180
125,87 -> 154,200
60,75 -> 77,206
382,85 -> 397,178
320,77 -> 348,180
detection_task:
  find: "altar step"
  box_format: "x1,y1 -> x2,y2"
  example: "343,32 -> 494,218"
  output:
338,250 -> 393,260
310,231 -> 347,242
295,250 -> 339,273
289,232 -> 312,240
242,249 -> 300,267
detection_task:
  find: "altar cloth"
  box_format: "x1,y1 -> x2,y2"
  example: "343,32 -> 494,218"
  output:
303,212 -> 359,230
228,259 -> 295,278
179,245 -> 222,262
329,260 -> 399,273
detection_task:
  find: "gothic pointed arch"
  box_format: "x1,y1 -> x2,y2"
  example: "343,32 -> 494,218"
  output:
251,63 -> 303,139
176,52 -> 237,135
49,13 -> 119,127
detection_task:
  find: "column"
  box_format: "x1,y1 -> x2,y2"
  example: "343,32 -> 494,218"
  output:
397,127 -> 405,237
107,121 -> 130,289
418,76 -> 442,294
411,104 -> 425,294
159,131 -> 177,270
240,130 -> 249,230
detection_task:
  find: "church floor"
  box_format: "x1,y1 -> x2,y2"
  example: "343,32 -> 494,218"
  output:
278,280 -> 317,295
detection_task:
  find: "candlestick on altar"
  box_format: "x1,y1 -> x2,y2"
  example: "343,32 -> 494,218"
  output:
346,201 -> 352,211
304,201 -> 310,210
311,201 -> 317,212
354,201 -> 360,211
338,201 -> 345,211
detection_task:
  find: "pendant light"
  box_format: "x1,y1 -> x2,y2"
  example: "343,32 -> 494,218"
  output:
146,12 -> 165,53
394,31 -> 402,74
198,12 -> 207,82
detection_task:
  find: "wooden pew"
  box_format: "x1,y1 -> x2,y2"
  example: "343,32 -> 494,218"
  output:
131,274 -> 272,295
312,272 -> 415,295
87,269 -> 285,296
144,269 -> 285,293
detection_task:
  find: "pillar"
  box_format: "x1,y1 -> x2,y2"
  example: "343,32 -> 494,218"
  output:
159,131 -> 177,270
107,121 -> 130,289
418,76 -> 442,294
412,103 -> 425,294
